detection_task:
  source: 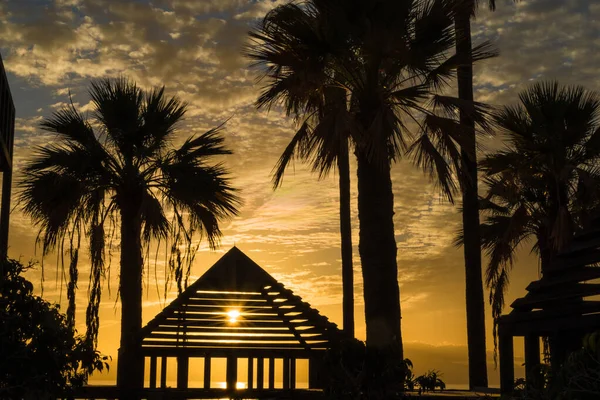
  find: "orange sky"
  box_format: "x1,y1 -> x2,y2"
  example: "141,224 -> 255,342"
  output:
1,0 -> 599,388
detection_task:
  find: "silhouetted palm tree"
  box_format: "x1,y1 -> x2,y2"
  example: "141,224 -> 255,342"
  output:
450,0 -> 518,387
248,1 -> 495,383
270,85 -> 356,338
479,81 -> 600,341
20,78 -> 240,394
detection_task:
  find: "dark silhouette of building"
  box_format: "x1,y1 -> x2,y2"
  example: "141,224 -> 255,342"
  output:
498,222 -> 600,393
0,53 -> 15,258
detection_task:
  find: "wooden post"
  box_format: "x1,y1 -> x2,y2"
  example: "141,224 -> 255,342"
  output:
248,357 -> 254,389
160,356 -> 167,389
268,358 -> 275,389
149,356 -> 157,389
226,356 -> 237,391
499,329 -> 515,394
309,357 -> 321,389
204,356 -> 211,389
283,357 -> 290,389
525,335 -> 541,388
256,357 -> 264,390
177,356 -> 189,389
290,358 -> 296,389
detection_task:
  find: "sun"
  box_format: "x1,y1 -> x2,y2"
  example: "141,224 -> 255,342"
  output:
226,309 -> 241,324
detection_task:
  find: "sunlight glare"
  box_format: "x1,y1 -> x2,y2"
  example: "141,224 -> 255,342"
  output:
227,309 -> 241,324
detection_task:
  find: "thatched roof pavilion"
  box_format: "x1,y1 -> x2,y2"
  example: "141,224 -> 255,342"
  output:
137,246 -> 346,398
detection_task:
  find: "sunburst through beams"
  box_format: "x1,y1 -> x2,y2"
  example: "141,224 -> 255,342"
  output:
226,309 -> 241,324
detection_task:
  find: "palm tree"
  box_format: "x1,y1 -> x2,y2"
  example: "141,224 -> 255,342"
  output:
450,0 -> 519,388
19,78 -> 240,394
247,1 -> 495,385
270,85 -> 356,338
479,81 -> 600,348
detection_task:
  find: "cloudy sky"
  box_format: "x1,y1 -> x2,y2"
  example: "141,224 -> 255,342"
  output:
1,0 -> 599,388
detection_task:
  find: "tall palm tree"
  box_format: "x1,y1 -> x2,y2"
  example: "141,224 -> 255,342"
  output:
248,1 -> 495,386
450,0 -> 518,388
19,78 -> 240,394
479,81 -> 600,337
270,85 -> 356,338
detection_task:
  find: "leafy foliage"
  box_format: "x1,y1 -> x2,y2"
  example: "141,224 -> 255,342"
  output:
414,370 -> 446,392
322,339 -> 435,399
247,0 -> 497,174
19,78 -> 241,347
507,332 -> 600,400
0,258 -> 109,399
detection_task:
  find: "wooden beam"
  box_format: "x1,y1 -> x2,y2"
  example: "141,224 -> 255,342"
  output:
141,339 -> 327,349
145,332 -> 324,342
268,358 -> 275,389
160,318 -> 315,329
511,283 -> 600,310
524,335 -> 541,389
283,357 -> 290,390
256,357 -> 264,390
247,357 -> 254,389
151,325 -> 323,335
499,331 -> 514,395
527,267 -> 600,292
140,346 -> 319,359
177,356 -> 189,389
203,356 -> 211,389
226,356 -> 237,391
290,358 -> 296,390
160,356 -> 167,389
149,356 -> 157,389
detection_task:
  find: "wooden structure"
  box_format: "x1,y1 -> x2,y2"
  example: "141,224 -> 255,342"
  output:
136,246 -> 346,398
498,224 -> 600,393
0,53 -> 14,258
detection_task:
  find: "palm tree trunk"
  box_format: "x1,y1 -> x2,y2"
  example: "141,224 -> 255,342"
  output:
356,151 -> 402,352
338,141 -> 354,338
455,8 -> 489,389
116,202 -> 144,397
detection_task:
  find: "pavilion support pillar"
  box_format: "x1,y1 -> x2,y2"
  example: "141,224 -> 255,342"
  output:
149,356 -> 157,389
177,356 -> 189,389
283,357 -> 290,389
499,326 -> 515,395
204,356 -> 211,389
256,357 -> 264,390
160,356 -> 167,389
524,335 -> 541,388
226,356 -> 237,391
247,357 -> 254,389
550,332 -> 568,375
290,358 -> 296,389
268,358 -> 275,389
309,357 -> 324,389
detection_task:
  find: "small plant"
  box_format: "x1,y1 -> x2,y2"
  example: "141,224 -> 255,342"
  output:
415,370 -> 446,393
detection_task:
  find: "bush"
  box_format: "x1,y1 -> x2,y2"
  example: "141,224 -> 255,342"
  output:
415,370 -> 446,392
0,259 -> 109,399
322,339 -> 439,399
506,332 -> 600,400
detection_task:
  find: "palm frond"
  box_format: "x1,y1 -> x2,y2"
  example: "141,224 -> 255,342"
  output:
272,121 -> 312,188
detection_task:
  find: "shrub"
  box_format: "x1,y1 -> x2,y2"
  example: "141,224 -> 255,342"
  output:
0,258 -> 109,399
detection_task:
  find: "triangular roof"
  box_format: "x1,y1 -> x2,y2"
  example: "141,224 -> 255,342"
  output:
140,247 -> 345,352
